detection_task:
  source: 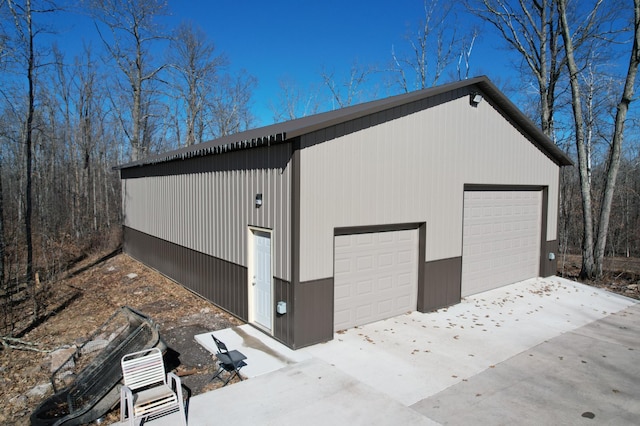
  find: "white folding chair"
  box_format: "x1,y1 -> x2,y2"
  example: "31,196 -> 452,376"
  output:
120,347 -> 187,425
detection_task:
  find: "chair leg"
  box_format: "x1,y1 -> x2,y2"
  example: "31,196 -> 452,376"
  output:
222,368 -> 244,386
120,392 -> 126,423
178,398 -> 188,426
209,365 -> 225,383
210,363 -> 244,386
222,371 -> 234,386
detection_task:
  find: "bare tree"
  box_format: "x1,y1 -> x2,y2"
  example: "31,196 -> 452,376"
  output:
0,1 -> 8,287
391,0 -> 458,92
270,76 -> 321,122
168,22 -> 226,146
321,62 -> 377,108
0,157 -> 4,286
4,0 -> 53,294
89,0 -> 168,161
558,0 -> 640,278
469,0 -> 636,280
457,29 -> 479,80
0,1 -> 8,68
207,70 -> 256,138
466,0 -> 570,137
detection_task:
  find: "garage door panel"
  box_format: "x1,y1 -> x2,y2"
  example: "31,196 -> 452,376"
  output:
462,190 -> 541,297
379,253 -> 394,267
378,276 -> 393,290
357,255 -> 374,271
334,229 -> 418,331
334,258 -> 351,274
357,279 -> 373,295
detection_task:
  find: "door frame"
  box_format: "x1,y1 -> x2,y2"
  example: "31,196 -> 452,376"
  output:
247,226 -> 274,332
333,222 -> 424,330
461,185 -> 546,297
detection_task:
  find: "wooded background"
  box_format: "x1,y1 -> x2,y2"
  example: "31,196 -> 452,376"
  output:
1,0 -> 640,335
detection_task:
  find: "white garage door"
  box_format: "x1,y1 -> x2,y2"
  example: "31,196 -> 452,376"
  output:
334,229 -> 418,331
462,190 -> 542,297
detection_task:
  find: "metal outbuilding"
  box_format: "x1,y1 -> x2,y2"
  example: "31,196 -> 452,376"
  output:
116,76 -> 572,349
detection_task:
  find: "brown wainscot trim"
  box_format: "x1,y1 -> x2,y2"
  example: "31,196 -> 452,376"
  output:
292,277 -> 334,349
123,226 -> 248,321
273,277 -> 294,347
464,184 -> 551,280
541,240 -> 558,277
418,257 -> 462,312
334,222 -> 424,236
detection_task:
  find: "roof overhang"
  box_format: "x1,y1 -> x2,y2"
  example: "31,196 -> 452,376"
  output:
115,76 -> 572,170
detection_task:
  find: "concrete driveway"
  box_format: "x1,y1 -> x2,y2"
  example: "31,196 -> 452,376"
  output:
121,277 -> 640,425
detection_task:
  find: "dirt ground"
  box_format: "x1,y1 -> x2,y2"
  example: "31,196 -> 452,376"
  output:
556,253 -> 640,299
0,251 -> 241,425
1,250 -> 639,425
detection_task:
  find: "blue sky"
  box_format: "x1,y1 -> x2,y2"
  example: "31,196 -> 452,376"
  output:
50,0 -> 517,126
167,0 -> 510,124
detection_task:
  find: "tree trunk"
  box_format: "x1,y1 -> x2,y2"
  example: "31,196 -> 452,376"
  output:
557,0 -> 596,279
25,0 -> 35,291
594,0 -> 640,276
0,161 -> 5,286
16,0 -> 37,321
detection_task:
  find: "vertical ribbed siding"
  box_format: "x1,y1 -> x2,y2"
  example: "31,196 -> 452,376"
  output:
123,226 -> 249,320
297,92 -> 560,282
420,257 -> 462,311
273,277 -> 294,346
293,278 -> 334,348
122,144 -> 291,282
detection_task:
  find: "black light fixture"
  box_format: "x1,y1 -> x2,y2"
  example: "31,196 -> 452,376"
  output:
470,92 -> 483,107
255,193 -> 263,208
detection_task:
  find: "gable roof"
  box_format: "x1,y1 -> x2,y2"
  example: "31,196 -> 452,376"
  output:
116,76 -> 573,170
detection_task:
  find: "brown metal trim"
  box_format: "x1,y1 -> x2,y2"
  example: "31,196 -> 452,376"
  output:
416,223 -> 427,312
334,223 -> 425,330
291,143 -> 301,287
298,90 -> 460,150
462,184 -> 549,279
116,76 -> 572,171
541,240 -> 559,277
464,184 -> 546,192
545,172 -> 561,277
123,226 -> 249,321
419,257 -> 463,312
334,222 -> 424,236
273,277 -> 294,347
291,277 -> 334,349
290,141 -> 304,349
120,143 -> 292,179
539,187 -> 550,276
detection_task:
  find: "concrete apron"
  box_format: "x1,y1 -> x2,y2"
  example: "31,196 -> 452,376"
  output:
117,277 -> 638,425
301,277 -> 637,407
411,303 -> 640,425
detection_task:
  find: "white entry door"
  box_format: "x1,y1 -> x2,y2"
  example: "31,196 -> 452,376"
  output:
252,230 -> 272,331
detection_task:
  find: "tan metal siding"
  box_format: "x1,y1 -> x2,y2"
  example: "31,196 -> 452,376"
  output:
298,95 -> 560,282
122,145 -> 291,281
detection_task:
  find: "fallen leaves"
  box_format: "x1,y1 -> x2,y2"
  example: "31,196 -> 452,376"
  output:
1,252 -> 238,425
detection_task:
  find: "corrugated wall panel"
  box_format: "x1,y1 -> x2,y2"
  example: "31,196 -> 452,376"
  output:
122,144 -> 292,281
123,226 -> 249,320
298,92 -> 560,282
